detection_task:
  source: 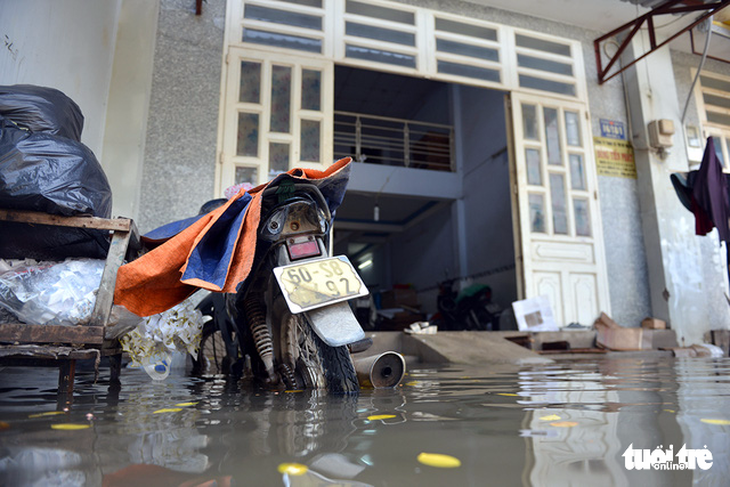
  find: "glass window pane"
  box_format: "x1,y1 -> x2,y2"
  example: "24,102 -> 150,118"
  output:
346,0 -> 414,24
435,18 -> 497,41
515,34 -> 571,57
271,65 -> 291,133
235,166 -> 258,186
437,60 -> 500,83
239,61 -> 261,104
346,22 -> 415,46
529,193 -> 546,234
522,104 -> 538,140
700,75 -> 730,93
526,148 -> 542,186
270,142 -> 290,176
574,198 -> 591,237
544,107 -> 562,165
243,29 -> 322,54
236,112 -> 259,157
346,44 -> 416,68
517,54 -> 573,76
519,74 -> 576,96
436,39 -> 499,62
707,112 -> 730,126
564,111 -> 581,147
703,93 -> 730,110
301,69 -> 321,111
301,119 -> 321,162
550,173 -> 568,235
244,4 -> 322,30
569,154 -> 586,190
278,0 -> 322,7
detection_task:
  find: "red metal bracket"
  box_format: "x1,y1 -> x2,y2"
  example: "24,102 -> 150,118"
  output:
594,0 -> 730,84
690,24 -> 730,64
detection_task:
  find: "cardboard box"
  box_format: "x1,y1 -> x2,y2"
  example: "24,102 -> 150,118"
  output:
596,326 -> 652,351
594,312 -> 653,351
641,317 -> 666,329
669,347 -> 697,358
651,329 -> 678,349
595,312 -> 620,329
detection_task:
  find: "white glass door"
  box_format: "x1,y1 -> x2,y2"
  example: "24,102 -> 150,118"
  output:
510,92 -> 610,326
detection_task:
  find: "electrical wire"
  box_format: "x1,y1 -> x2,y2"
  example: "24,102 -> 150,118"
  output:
681,17 -> 713,124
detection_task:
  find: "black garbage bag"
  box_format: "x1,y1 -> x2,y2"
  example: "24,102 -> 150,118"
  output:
0,85 -> 84,141
0,120 -> 112,259
0,120 -> 111,217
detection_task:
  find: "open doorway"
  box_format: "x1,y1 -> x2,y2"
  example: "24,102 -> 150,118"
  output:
332,65 -> 517,330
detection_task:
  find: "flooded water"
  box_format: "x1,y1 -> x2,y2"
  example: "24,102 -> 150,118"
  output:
1,355 -> 730,486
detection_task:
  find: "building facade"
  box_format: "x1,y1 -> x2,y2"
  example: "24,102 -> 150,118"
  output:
1,0 -> 729,345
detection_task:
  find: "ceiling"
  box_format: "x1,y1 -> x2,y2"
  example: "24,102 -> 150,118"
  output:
334,66 -> 450,122
334,191 -> 447,252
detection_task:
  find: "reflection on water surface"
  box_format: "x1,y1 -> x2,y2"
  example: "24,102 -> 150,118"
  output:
1,356 -> 729,486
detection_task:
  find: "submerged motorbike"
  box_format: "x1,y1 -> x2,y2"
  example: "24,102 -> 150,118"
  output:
432,279 -> 501,331
193,178 -> 388,393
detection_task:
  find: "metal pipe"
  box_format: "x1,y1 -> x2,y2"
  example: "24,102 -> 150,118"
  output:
352,351 -> 406,389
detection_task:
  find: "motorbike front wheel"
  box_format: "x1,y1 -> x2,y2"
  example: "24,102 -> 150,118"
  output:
290,315 -> 359,394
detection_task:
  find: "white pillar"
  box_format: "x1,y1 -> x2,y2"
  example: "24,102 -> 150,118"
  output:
623,32 -> 714,345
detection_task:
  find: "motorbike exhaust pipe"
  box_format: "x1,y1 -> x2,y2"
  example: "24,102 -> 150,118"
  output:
353,351 -> 406,389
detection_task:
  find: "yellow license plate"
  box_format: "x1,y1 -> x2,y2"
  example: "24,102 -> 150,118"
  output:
273,256 -> 369,314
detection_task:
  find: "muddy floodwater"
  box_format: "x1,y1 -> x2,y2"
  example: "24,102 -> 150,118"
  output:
1,356 -> 730,486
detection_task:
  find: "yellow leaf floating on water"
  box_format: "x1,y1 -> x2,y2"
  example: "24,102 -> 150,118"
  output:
0,421 -> 10,431
404,381 -> 418,387
417,452 -> 462,468
153,408 -> 183,414
663,409 -> 676,413
701,418 -> 730,425
51,424 -> 90,430
277,463 -> 308,476
496,393 -> 518,397
539,414 -> 562,421
174,402 -> 198,407
29,411 -> 65,418
284,390 -> 304,394
549,421 -> 578,428
367,414 -> 397,421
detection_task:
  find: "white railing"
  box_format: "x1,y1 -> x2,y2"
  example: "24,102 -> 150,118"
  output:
334,111 -> 454,172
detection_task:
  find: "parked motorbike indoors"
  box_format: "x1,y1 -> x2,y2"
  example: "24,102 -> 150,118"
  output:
432,279 -> 502,331
191,179 -> 386,393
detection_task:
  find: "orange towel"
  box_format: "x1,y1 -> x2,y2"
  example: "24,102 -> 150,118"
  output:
114,158 -> 351,316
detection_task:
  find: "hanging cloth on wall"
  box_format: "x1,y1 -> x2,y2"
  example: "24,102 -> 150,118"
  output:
691,137 -> 730,242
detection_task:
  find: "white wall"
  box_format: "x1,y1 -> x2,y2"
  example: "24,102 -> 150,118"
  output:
101,0 -> 159,219
389,203 -> 456,297
0,0 -> 122,158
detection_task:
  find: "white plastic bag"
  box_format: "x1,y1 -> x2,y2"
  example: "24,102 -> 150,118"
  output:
120,297 -> 204,380
0,258 -> 104,326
